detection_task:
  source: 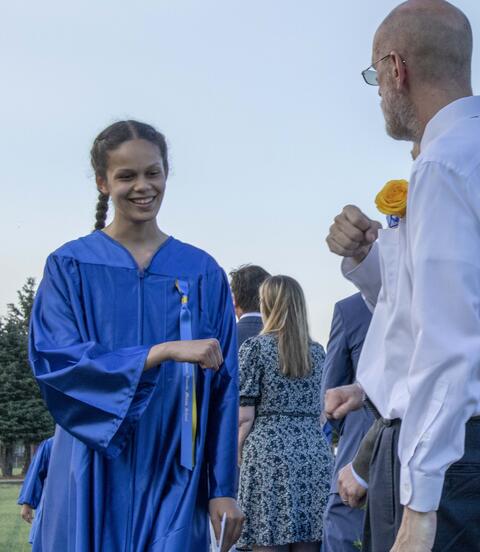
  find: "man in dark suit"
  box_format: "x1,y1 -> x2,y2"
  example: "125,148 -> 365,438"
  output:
321,292 -> 373,551
229,264 -> 270,350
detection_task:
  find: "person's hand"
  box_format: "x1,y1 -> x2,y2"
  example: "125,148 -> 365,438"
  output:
209,497 -> 245,552
338,463 -> 367,508
169,339 -> 223,370
20,504 -> 34,524
326,205 -> 382,264
324,383 -> 364,420
147,339 -> 224,371
390,507 -> 437,552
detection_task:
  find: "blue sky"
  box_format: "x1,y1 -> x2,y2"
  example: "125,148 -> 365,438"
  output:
2,0 -> 479,343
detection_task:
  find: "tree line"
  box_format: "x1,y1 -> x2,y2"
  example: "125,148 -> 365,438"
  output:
0,278 -> 54,477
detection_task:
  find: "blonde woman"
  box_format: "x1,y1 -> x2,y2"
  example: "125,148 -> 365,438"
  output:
237,276 -> 333,552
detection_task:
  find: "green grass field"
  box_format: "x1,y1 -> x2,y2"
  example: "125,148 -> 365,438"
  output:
0,484 -> 31,551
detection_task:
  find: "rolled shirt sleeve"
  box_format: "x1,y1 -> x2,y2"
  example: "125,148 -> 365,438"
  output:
399,161 -> 480,512
342,243 -> 382,312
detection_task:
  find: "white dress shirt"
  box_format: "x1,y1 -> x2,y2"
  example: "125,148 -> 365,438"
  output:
343,96 -> 480,512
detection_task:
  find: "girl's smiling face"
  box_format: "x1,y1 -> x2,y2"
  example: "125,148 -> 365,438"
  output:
96,138 -> 167,225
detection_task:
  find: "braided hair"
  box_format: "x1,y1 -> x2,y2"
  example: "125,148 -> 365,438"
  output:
90,121 -> 169,230
94,192 -> 109,231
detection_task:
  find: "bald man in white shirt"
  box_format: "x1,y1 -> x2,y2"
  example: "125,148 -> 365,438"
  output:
326,1 -> 480,551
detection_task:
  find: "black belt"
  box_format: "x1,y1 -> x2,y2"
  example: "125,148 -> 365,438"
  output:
380,417 -> 401,427
364,397 -> 381,419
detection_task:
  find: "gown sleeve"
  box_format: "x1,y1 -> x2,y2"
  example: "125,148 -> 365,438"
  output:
18,438 -> 53,508
204,268 -> 239,499
238,338 -> 262,407
29,254 -> 151,458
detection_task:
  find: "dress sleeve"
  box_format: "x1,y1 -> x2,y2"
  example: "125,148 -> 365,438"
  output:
204,268 -> 239,499
239,338 -> 262,407
29,255 -> 151,458
17,438 -> 53,508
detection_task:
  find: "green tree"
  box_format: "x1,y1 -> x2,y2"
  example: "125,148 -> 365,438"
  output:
0,278 -> 54,476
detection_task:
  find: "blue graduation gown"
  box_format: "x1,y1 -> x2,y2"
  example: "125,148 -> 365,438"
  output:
29,231 -> 239,552
18,438 -> 54,544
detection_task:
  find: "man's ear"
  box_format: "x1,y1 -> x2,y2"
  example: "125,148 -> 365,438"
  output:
96,175 -> 108,195
391,50 -> 407,89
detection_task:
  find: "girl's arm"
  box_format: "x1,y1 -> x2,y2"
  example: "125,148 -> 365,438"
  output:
238,406 -> 255,465
145,339 -> 223,371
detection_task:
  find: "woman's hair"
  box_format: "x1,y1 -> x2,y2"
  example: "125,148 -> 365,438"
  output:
90,120 -> 169,231
260,275 -> 312,378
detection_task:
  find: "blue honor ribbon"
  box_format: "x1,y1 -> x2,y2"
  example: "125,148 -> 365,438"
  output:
175,280 -> 197,470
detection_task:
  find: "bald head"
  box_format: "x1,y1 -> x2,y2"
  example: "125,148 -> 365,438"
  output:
374,0 -> 472,87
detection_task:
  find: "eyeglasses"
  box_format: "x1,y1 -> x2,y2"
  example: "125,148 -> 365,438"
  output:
361,54 -> 406,86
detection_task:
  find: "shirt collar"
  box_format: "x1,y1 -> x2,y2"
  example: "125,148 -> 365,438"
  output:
421,95 -> 480,151
360,294 -> 374,314
239,312 -> 262,320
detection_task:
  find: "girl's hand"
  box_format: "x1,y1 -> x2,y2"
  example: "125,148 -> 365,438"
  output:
167,339 -> 223,370
146,339 -> 224,371
209,497 -> 245,552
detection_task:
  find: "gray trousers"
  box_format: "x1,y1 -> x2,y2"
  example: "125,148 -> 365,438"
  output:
364,418 -> 480,552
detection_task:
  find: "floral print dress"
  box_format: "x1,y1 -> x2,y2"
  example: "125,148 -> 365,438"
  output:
238,333 -> 333,548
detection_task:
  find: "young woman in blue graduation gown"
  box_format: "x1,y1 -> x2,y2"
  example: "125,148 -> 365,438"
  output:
28,121 -> 243,551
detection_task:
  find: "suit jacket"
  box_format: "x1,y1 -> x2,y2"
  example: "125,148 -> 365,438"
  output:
321,292 -> 374,493
237,315 -> 263,350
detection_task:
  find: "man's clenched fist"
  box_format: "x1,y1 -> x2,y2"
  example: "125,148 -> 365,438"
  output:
326,205 -> 382,263
324,383 -> 365,420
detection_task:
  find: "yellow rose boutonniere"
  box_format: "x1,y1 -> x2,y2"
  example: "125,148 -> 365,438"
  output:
375,179 -> 409,218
